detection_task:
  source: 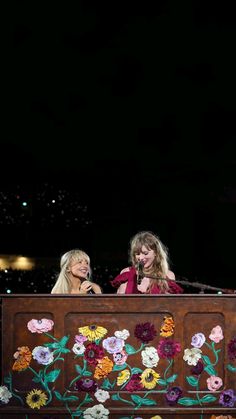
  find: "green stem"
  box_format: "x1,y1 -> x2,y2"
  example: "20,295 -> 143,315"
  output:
116,392 -> 135,406
164,358 -> 173,381
204,341 -> 219,366
44,332 -> 58,341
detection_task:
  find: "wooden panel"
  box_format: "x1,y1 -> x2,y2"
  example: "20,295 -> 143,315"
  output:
0,294 -> 236,419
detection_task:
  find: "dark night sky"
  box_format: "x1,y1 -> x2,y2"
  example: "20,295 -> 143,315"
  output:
1,2 -> 236,287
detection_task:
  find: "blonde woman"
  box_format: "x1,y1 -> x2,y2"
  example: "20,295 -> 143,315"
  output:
111,231 -> 183,294
51,249 -> 102,294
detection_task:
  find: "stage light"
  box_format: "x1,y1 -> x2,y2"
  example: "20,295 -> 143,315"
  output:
6,289 -> 12,294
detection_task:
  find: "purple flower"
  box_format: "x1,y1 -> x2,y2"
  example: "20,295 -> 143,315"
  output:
32,346 -> 54,365
102,336 -> 124,354
157,338 -> 181,359
191,333 -> 206,348
228,337 -> 236,360
219,389 -> 236,407
134,322 -> 157,343
75,378 -> 98,393
190,359 -> 204,376
165,386 -> 183,405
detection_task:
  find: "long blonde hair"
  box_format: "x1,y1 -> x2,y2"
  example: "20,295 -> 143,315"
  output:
129,231 -> 171,292
51,249 -> 92,294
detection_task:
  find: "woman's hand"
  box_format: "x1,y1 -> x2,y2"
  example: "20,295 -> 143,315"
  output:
79,280 -> 93,294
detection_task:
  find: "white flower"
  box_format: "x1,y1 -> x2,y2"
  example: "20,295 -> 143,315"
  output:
72,343 -> 86,355
83,403 -> 109,419
94,389 -> 110,403
141,346 -> 159,368
183,348 -> 202,366
0,385 -> 12,404
114,329 -> 130,340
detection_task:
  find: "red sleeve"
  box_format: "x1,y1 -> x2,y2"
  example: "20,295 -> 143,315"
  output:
110,267 -> 135,289
168,280 -> 184,294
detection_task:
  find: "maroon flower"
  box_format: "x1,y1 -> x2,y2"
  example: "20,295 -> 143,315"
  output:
124,374 -> 144,392
157,338 -> 181,359
190,359 -> 204,376
84,342 -> 104,366
75,378 -> 98,392
228,337 -> 236,361
134,322 -> 157,343
165,386 -> 183,405
219,389 -> 236,407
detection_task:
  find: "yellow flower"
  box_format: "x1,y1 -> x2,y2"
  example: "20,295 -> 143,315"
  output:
141,368 -> 160,389
160,316 -> 175,337
117,369 -> 130,386
26,389 -> 47,409
78,325 -> 108,341
150,416 -> 163,419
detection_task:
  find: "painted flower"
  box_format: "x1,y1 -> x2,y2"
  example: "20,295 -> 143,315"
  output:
228,336 -> 236,360
94,389 -> 110,403
157,338 -> 181,359
160,316 -> 175,337
0,385 -> 12,404
78,325 -> 107,342
219,389 -> 236,407
113,349 -> 128,365
32,346 -> 54,365
165,386 -> 183,405
206,375 -> 223,391
75,334 -> 87,344
190,359 -> 204,376
26,389 -> 48,409
102,336 -> 124,354
209,325 -> 224,343
141,346 -> 160,368
211,416 -> 236,419
27,318 -> 54,333
12,346 -> 32,371
116,369 -> 130,386
183,348 -> 202,366
134,322 -> 157,343
140,368 -> 160,389
83,403 -> 109,419
191,332 -> 206,348
75,378 -> 98,392
72,343 -> 86,355
84,343 -> 105,365
94,356 -> 113,380
124,373 -> 144,392
150,417 -> 163,419
114,329 -> 130,340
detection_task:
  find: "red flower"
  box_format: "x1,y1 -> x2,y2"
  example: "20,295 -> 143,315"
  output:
84,342 -> 104,365
124,374 -> 144,392
157,338 -> 181,359
134,322 -> 157,343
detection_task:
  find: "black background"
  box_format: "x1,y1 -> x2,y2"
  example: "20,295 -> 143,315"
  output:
1,1 -> 236,289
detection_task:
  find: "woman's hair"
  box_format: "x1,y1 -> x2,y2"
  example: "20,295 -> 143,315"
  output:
51,249 -> 92,294
129,231 -> 171,292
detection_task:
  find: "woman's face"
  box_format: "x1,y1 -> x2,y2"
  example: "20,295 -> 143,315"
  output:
69,257 -> 90,279
135,245 -> 155,270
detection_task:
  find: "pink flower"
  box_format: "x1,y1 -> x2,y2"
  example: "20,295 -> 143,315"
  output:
113,350 -> 128,365
27,318 -> 54,333
75,334 -> 87,344
209,326 -> 224,343
206,375 -> 223,391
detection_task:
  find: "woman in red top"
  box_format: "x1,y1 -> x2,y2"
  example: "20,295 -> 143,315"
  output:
111,231 -> 183,294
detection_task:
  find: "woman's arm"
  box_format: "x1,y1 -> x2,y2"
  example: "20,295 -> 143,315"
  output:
117,282 -> 127,294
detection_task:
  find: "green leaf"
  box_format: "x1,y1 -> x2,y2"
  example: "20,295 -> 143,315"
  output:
111,394 -> 120,401
125,344 -> 136,354
4,376 -> 11,384
44,369 -> 60,383
158,378 -> 167,386
54,390 -> 63,401
83,370 -> 92,376
131,394 -> 156,405
186,376 -> 198,387
75,365 -> 83,374
63,395 -> 79,402
178,397 -> 200,406
202,355 -> 212,365
200,394 -> 217,403
166,374 -> 178,383
131,367 -> 143,374
204,365 -> 217,376
59,335 -> 70,347
101,378 -> 113,390
44,342 -> 58,349
113,364 -> 127,371
32,376 -> 41,383
227,364 -> 236,372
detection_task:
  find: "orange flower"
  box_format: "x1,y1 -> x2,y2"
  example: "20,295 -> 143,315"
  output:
210,416 -> 236,419
160,316 -> 175,337
12,346 -> 32,371
94,356 -> 113,379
